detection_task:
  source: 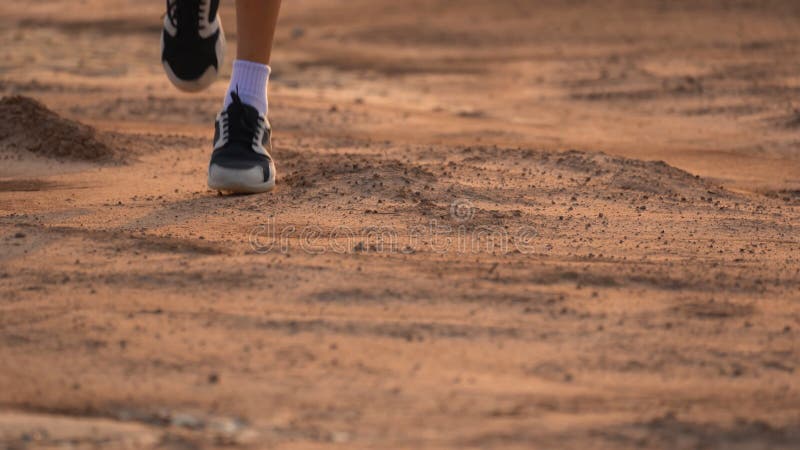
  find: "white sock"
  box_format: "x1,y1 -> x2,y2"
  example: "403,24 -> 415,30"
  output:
224,59 -> 270,116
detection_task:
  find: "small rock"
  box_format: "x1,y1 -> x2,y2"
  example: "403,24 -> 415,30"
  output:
209,417 -> 245,435
291,27 -> 305,39
171,413 -> 204,430
331,431 -> 351,443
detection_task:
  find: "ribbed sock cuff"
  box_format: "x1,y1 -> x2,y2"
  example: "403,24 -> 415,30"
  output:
224,59 -> 270,116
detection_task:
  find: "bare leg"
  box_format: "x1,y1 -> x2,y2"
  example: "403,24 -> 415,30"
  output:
221,0 -> 281,116
235,0 -> 282,65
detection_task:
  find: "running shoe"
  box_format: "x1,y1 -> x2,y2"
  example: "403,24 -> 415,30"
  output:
208,92 -> 276,193
161,0 -> 225,92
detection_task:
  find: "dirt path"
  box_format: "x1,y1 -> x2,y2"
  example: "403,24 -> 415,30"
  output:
1,1 -> 799,448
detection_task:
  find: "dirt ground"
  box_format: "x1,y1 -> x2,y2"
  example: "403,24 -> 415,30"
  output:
1,0 -> 800,448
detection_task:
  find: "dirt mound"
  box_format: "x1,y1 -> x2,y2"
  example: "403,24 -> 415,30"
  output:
0,95 -> 119,161
282,151 -> 437,195
545,149 -> 718,198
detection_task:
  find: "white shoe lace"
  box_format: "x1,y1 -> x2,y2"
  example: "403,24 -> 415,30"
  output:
166,0 -> 211,32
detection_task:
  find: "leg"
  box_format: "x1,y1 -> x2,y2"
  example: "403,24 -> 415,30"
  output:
208,0 -> 281,193
235,0 -> 282,65
223,0 -> 282,116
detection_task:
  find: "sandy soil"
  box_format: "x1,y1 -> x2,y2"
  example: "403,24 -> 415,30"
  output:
1,0 -> 800,448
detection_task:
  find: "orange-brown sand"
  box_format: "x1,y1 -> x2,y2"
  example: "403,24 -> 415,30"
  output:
1,0 -> 799,448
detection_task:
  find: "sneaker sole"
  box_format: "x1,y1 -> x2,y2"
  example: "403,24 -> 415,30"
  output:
161,19 -> 226,93
207,162 -> 277,194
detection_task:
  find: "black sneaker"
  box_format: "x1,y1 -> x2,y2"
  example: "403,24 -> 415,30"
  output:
161,0 -> 225,92
208,92 -> 276,193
